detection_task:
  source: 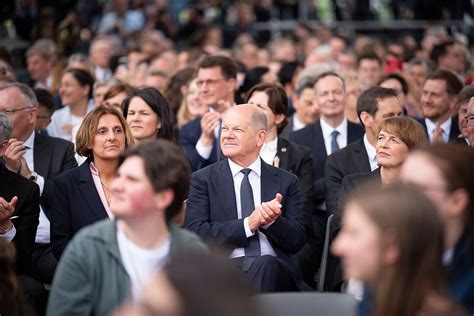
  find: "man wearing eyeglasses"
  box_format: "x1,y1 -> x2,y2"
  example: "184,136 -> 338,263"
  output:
467,97 -> 474,148
179,55 -> 237,171
455,85 -> 474,146
0,82 -> 77,287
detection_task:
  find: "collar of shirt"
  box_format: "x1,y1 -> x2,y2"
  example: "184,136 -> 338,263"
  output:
228,156 -> 261,179
24,131 -> 35,149
320,117 -> 348,153
292,115 -> 306,131
425,117 -> 452,141
260,137 -> 278,165
363,133 -> 378,171
320,117 -> 347,139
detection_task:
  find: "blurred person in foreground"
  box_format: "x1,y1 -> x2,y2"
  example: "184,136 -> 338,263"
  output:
48,140 -> 205,315
113,252 -> 257,316
401,144 -> 474,312
333,184 -> 468,316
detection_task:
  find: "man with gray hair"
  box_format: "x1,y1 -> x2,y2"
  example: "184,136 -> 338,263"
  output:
0,82 -> 77,285
26,39 -> 58,90
0,112 -> 40,275
467,97 -> 474,148
185,104 -> 308,292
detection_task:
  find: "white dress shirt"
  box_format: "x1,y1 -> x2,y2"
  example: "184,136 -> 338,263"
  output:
425,117 -> 452,143
292,115 -> 306,131
363,134 -> 378,171
228,158 -> 277,259
320,117 -> 348,155
47,100 -> 95,142
22,132 -> 50,244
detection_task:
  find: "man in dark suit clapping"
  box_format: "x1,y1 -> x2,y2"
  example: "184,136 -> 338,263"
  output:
0,82 -> 77,285
185,104 -> 308,292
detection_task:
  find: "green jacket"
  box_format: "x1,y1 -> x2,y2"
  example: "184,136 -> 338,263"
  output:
47,219 -> 206,316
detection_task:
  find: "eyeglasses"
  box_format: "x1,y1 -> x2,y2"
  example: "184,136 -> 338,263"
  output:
196,78 -> 226,88
465,114 -> 474,126
0,106 -> 33,115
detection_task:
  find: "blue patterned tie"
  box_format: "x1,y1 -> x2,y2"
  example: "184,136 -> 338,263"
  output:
240,168 -> 260,271
331,130 -> 340,154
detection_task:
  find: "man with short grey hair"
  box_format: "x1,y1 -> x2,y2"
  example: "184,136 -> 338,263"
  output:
0,112 -> 40,275
467,97 -> 474,148
185,104 -> 309,292
0,82 -> 77,285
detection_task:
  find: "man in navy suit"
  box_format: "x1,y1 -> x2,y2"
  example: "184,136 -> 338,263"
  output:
419,69 -> 463,143
290,71 -> 364,269
0,82 -> 77,285
179,55 -> 237,171
185,104 -> 307,292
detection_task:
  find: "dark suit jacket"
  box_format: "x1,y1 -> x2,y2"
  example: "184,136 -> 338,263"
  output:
184,158 -> 307,288
448,231 -> 474,313
290,119 -> 364,205
0,164 -> 40,274
451,136 -> 469,146
418,117 -> 461,142
276,138 -> 317,274
179,117 -> 220,172
325,168 -> 381,291
337,168 -> 382,224
34,132 -> 77,218
325,137 -> 371,218
50,160 -> 108,259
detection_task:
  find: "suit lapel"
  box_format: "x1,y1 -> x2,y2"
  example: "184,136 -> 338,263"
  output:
214,159 -> 238,219
276,138 -> 289,170
313,121 -> 327,155
33,133 -> 50,177
260,161 -> 281,204
78,162 -> 108,220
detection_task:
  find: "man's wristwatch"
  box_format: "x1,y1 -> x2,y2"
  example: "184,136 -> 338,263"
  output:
29,171 -> 38,182
0,223 -> 14,234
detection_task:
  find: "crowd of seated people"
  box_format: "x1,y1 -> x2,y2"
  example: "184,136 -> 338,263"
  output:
1,3 -> 474,315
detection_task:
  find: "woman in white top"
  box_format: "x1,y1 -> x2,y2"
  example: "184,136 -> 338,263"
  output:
47,68 -> 95,141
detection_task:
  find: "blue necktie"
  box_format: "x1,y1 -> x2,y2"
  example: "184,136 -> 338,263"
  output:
240,168 -> 260,271
331,130 -> 340,154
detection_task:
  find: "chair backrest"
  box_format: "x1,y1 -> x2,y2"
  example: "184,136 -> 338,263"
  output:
255,292 -> 357,316
317,214 -> 335,291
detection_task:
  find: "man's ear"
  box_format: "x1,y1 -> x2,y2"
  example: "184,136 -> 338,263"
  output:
359,111 -> 372,128
226,78 -> 237,93
448,95 -> 459,113
256,129 -> 267,147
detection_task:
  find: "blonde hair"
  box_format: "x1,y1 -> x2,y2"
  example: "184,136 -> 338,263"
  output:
378,117 -> 428,150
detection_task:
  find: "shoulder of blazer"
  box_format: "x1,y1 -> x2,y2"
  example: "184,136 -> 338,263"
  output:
56,160 -> 90,183
35,132 -> 74,149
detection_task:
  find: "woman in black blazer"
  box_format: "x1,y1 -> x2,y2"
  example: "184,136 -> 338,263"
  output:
326,117 -> 428,290
246,82 -> 318,288
337,117 -> 428,214
51,105 -> 134,259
